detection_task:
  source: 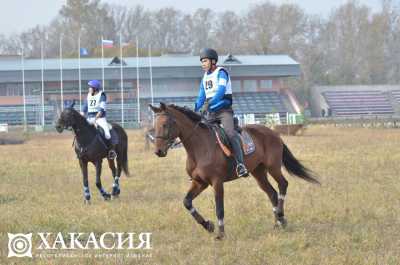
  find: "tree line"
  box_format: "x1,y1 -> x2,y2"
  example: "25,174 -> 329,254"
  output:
0,0 -> 399,100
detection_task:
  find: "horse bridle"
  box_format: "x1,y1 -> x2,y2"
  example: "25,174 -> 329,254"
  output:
154,112 -> 201,149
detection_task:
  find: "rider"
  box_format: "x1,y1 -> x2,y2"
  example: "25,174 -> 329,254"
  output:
194,48 -> 249,178
81,80 -> 117,160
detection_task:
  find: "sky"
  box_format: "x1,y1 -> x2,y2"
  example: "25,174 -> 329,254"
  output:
0,0 -> 382,36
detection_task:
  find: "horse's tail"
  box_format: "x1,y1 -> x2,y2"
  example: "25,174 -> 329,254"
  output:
115,125 -> 130,177
282,143 -> 320,184
121,139 -> 130,177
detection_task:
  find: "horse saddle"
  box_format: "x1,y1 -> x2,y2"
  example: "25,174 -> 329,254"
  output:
211,118 -> 256,157
96,123 -> 119,145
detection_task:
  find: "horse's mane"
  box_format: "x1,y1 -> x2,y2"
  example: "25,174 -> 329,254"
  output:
167,104 -> 202,123
66,107 -> 93,129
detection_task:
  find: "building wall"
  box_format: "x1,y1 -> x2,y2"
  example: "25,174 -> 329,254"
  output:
0,76 -> 289,105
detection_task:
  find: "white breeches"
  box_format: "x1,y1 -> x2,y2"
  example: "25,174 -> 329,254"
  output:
87,117 -> 111,139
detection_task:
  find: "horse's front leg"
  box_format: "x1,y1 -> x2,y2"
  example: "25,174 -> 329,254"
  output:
212,180 -> 225,240
79,159 -> 91,204
183,180 -> 214,233
95,160 -> 111,200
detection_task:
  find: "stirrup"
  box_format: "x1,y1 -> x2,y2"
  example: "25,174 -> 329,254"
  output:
108,149 -> 117,160
236,163 -> 249,178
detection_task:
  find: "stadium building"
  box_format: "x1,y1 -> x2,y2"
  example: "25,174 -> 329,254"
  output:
0,54 -> 302,126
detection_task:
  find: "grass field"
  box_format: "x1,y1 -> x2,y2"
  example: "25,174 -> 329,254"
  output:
0,126 -> 399,265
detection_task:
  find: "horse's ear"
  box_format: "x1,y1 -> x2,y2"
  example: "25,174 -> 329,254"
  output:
160,102 -> 167,111
149,104 -> 161,113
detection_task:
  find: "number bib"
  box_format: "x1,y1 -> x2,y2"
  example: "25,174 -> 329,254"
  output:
202,67 -> 232,99
87,92 -> 103,113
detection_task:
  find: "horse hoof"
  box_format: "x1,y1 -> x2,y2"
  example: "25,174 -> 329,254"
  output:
112,188 -> 120,197
112,194 -> 120,199
103,194 -> 111,201
205,221 -> 214,233
274,218 -> 287,229
215,232 -> 225,240
84,199 -> 91,205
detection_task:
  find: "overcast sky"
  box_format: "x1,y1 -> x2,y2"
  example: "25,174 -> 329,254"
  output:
0,0 -> 382,36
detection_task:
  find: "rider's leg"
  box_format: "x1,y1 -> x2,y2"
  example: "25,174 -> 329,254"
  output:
217,109 -> 249,178
96,117 -> 117,159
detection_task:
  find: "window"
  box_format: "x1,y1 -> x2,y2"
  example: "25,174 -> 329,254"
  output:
243,80 -> 257,92
260,80 -> 272,89
231,80 -> 241,92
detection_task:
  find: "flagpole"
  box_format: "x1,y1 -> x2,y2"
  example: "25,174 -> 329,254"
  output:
41,40 -> 45,127
136,37 -> 140,127
21,46 -> 27,131
59,35 -> 64,111
120,32 -> 124,127
149,44 -> 154,126
101,35 -> 105,91
78,34 -> 82,112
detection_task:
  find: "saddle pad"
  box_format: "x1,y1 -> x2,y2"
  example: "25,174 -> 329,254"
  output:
110,128 -> 119,145
240,130 -> 255,155
214,128 -> 255,157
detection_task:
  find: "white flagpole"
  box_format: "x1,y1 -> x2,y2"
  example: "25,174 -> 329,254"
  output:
78,34 -> 82,112
120,32 -> 124,127
136,37 -> 140,126
149,44 -> 154,126
21,46 -> 27,131
101,36 -> 105,91
41,40 -> 45,127
59,36 -> 64,111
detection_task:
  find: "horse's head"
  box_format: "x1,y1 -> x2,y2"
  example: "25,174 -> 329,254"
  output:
55,102 -> 78,133
149,102 -> 180,157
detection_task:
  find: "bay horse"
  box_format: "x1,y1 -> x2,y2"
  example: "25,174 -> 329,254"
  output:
55,104 -> 130,203
149,103 -> 319,240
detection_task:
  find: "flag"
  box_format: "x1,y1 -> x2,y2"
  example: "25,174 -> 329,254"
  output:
80,47 -> 89,56
102,39 -> 114,48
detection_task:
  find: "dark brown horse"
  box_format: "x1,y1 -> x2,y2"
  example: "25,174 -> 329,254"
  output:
150,103 -> 319,240
55,105 -> 129,203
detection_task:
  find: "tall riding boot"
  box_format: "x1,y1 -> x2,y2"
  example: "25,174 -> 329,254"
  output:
231,135 -> 249,177
107,139 -> 117,160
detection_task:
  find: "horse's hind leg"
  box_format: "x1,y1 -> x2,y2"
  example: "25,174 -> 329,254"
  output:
251,164 -> 285,228
108,158 -> 120,197
268,165 -> 288,228
95,160 -> 111,200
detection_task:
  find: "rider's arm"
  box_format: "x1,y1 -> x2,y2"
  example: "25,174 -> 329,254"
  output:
81,100 -> 88,116
208,69 -> 228,107
194,82 -> 206,112
96,93 -> 107,119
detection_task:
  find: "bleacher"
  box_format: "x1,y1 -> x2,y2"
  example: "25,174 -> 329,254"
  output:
0,105 -> 55,125
391,90 -> 400,104
0,91 -> 293,126
322,90 -> 395,116
139,92 -> 289,115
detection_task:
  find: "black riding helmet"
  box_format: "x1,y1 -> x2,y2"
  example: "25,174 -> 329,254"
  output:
200,48 -> 218,63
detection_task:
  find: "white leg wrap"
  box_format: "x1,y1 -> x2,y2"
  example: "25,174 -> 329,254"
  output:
189,207 -> 196,214
218,219 -> 224,226
278,194 -> 286,201
272,207 -> 278,213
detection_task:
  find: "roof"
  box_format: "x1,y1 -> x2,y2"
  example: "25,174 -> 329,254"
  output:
0,54 -> 299,71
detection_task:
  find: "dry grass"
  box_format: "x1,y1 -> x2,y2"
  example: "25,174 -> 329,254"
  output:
0,126 -> 399,264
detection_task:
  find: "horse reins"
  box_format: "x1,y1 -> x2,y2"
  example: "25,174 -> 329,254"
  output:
154,113 -> 201,149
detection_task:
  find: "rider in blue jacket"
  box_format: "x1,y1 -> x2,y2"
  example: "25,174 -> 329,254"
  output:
194,48 -> 248,178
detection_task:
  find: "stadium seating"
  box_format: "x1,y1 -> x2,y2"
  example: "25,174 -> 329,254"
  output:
391,90 -> 400,104
0,92 -> 292,125
322,90 -> 395,116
